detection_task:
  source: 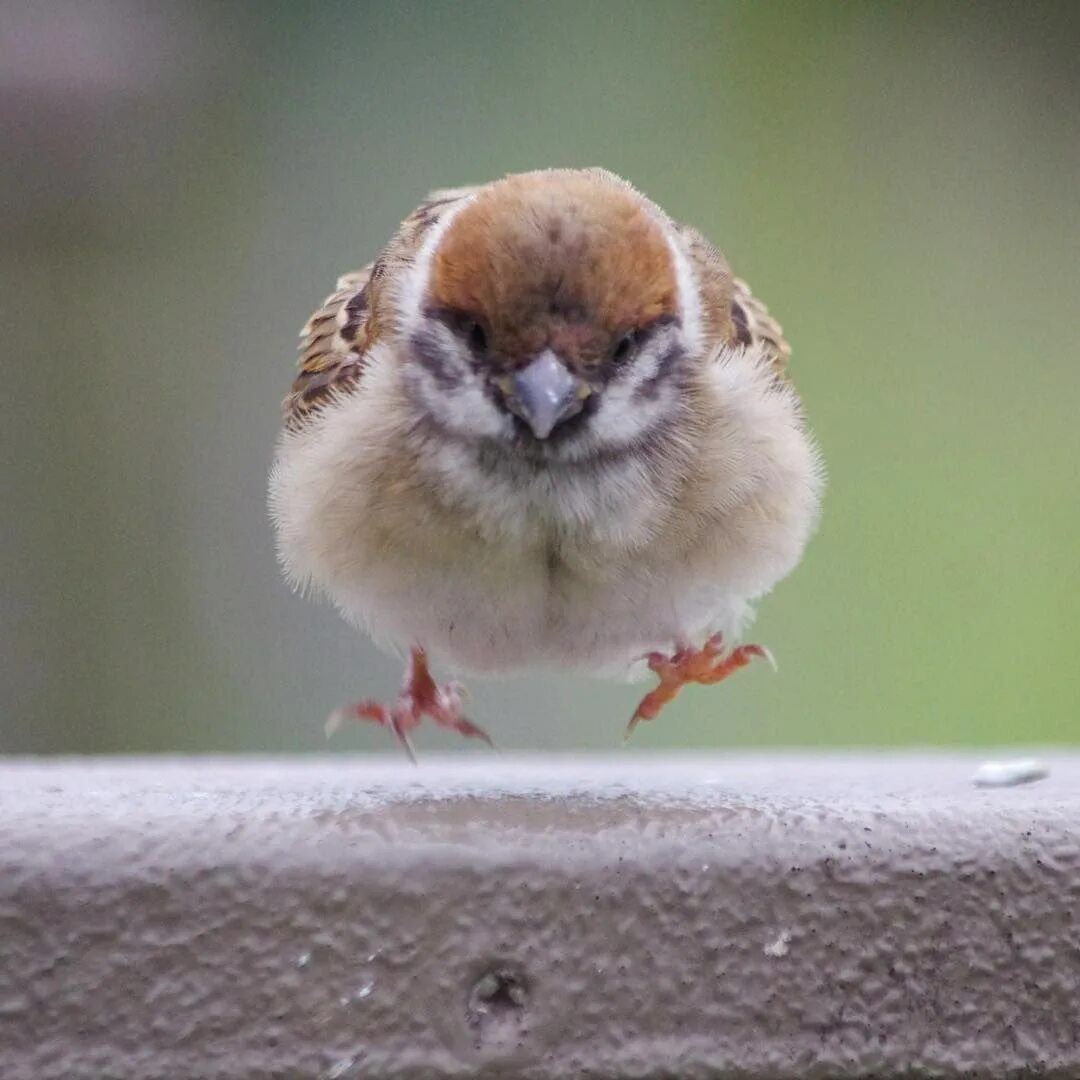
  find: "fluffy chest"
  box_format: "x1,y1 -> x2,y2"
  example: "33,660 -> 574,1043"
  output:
344,438 -> 737,674
413,435 -> 669,559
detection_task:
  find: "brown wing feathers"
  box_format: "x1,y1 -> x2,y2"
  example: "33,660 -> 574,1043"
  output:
283,268 -> 373,426
730,276 -> 791,369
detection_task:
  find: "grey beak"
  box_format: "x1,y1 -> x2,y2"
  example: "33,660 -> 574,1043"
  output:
508,351 -> 588,439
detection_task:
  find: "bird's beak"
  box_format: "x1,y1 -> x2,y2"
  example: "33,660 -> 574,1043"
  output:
506,350 -> 590,439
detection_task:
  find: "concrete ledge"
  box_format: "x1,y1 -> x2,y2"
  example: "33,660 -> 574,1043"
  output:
1,753 -> 1078,1079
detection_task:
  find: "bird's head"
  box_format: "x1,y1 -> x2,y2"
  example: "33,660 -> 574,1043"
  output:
401,171 -> 699,463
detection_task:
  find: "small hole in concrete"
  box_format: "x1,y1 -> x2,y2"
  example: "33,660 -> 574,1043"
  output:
466,967 -> 529,1046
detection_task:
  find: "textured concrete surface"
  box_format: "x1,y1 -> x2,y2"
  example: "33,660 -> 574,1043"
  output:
1,753 -> 1078,1079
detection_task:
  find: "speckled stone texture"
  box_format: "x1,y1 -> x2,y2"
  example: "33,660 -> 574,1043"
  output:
1,754 -> 1078,1079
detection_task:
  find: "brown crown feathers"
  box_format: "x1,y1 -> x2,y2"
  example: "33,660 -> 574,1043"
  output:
428,172 -> 679,374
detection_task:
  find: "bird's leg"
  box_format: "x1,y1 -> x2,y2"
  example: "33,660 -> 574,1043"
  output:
625,632 -> 775,740
326,647 -> 492,763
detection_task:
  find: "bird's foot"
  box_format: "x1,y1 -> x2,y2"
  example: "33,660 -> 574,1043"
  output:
625,633 -> 775,740
326,647 -> 492,763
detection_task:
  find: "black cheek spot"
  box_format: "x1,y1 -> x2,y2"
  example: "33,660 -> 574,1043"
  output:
632,342 -> 686,402
410,328 -> 463,390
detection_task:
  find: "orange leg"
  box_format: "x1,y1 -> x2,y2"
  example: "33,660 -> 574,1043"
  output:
326,647 -> 492,763
626,632 -> 775,740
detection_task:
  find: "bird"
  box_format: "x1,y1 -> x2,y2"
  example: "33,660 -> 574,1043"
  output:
269,167 -> 823,759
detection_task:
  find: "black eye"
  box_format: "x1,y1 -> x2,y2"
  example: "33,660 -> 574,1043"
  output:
611,331 -> 636,364
466,320 -> 488,354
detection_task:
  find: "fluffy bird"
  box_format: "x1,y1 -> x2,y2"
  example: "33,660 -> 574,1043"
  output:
269,168 -> 823,758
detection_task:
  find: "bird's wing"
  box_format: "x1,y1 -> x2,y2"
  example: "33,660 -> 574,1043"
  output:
282,185 -> 482,428
284,267 -> 374,426
676,225 -> 791,373
729,275 -> 791,370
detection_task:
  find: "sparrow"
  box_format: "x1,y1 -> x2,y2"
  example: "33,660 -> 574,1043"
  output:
269,167 -> 823,758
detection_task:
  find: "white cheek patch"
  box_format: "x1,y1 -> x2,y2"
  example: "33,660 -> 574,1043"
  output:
665,231 -> 704,359
397,196 -> 476,341
627,349 -> 659,386
408,361 -> 509,440
586,334 -> 683,447
439,379 -> 510,440
405,321 -> 510,440
588,377 -> 674,446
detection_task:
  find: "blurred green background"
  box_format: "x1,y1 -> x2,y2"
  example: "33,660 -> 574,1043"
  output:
4,1 -> 1079,755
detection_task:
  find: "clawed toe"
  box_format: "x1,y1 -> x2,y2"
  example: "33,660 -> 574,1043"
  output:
326,700 -> 419,763
325,648 -> 490,761
625,634 -> 775,740
443,715 -> 495,746
743,643 -> 777,672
